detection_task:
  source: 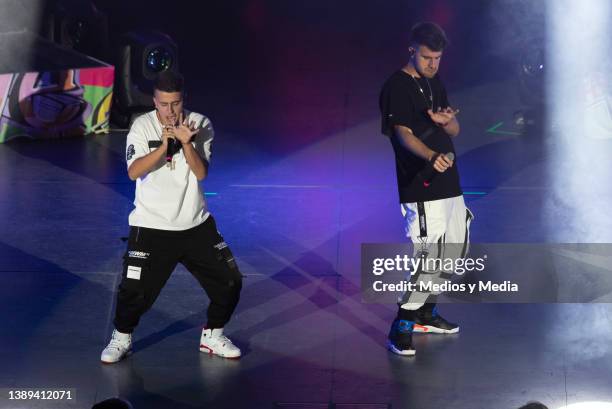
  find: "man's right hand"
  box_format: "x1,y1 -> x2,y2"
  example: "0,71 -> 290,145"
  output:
161,125 -> 176,148
430,152 -> 453,173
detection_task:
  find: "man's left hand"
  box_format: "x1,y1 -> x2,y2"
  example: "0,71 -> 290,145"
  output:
427,107 -> 459,127
173,112 -> 200,145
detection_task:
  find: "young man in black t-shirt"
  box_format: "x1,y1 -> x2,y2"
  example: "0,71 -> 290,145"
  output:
379,22 -> 473,356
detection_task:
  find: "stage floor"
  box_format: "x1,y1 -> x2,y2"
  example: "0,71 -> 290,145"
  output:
1,76 -> 612,409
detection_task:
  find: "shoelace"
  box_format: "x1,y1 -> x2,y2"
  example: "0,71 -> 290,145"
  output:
216,335 -> 233,346
108,335 -> 130,350
209,334 -> 234,348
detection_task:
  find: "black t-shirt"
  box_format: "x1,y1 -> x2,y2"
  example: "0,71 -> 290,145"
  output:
379,70 -> 462,203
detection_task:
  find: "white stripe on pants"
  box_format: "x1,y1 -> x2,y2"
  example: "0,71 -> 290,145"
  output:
399,195 -> 474,310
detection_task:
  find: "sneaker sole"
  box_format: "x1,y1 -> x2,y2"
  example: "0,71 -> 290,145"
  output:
100,350 -> 132,364
386,340 -> 416,356
413,324 -> 459,334
199,345 -> 241,359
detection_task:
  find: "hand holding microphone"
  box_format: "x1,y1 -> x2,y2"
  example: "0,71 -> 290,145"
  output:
421,152 -> 455,187
162,124 -> 181,165
162,112 -> 198,165
431,151 -> 454,173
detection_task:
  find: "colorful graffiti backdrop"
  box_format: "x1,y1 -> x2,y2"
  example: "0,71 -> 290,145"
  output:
0,66 -> 114,143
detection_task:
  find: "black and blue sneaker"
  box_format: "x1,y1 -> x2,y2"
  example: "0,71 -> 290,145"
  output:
387,319 -> 416,356
413,305 -> 459,334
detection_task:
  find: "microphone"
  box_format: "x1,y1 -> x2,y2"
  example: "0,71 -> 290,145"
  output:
166,137 -> 181,162
421,152 -> 455,187
163,124 -> 181,163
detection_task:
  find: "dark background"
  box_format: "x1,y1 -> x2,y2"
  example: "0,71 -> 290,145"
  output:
1,0 -> 546,152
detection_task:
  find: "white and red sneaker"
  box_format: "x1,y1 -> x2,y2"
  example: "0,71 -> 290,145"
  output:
199,328 -> 241,359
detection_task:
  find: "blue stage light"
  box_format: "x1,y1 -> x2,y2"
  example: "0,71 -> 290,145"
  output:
146,47 -> 173,73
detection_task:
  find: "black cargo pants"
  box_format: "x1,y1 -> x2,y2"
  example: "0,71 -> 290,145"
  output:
113,216 -> 242,333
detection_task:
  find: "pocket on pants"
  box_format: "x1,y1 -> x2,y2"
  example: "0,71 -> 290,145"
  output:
213,239 -> 239,273
122,237 -> 153,285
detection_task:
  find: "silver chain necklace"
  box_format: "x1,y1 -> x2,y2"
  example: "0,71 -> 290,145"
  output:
408,72 -> 433,110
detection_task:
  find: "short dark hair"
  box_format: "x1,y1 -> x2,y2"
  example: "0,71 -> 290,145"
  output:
410,22 -> 449,51
154,70 -> 184,93
517,402 -> 549,409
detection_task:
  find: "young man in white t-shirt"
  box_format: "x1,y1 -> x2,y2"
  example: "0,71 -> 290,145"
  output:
101,71 -> 242,363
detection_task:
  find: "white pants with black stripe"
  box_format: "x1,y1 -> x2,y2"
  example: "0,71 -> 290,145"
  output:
398,195 -> 474,310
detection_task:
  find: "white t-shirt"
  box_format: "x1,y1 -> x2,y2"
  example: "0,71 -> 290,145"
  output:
125,110 -> 213,231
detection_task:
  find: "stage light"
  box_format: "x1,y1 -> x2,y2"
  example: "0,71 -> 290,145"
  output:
43,0 -> 110,61
146,47 -> 173,73
520,47 -> 545,79
111,30 -> 179,127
